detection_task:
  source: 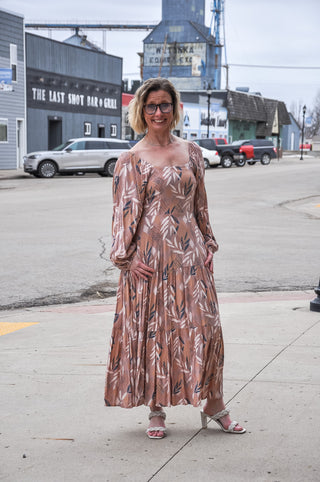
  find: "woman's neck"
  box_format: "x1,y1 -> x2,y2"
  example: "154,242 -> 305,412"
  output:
144,133 -> 174,147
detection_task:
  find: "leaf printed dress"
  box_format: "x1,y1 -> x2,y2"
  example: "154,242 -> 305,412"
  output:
105,142 -> 224,408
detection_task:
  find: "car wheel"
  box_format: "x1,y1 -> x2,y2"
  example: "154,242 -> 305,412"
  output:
203,158 -> 210,169
235,157 -> 246,167
38,160 -> 57,178
100,159 -> 117,177
221,155 -> 233,168
248,161 -> 256,165
261,153 -> 271,165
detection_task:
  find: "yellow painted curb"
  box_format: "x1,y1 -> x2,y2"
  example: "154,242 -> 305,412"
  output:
0,322 -> 39,337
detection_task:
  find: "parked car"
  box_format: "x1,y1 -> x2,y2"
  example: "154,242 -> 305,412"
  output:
299,142 -> 312,151
194,138 -> 246,168
23,138 -> 131,178
199,146 -> 220,168
232,139 -> 277,165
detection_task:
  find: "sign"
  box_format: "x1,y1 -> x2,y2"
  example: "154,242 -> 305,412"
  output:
0,69 -> 13,91
27,68 -> 121,116
305,116 -> 312,127
144,42 -> 206,75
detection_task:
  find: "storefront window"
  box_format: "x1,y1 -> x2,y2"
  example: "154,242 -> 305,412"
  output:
84,122 -> 92,136
0,119 -> 8,142
110,124 -> 117,137
10,44 -> 17,82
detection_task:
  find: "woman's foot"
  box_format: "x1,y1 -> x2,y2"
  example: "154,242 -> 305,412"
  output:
203,400 -> 245,433
146,409 -> 166,439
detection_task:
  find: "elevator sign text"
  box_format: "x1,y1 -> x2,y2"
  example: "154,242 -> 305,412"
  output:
144,42 -> 206,70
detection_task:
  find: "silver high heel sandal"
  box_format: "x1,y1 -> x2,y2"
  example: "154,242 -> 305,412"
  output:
146,410 -> 167,439
200,408 -> 246,434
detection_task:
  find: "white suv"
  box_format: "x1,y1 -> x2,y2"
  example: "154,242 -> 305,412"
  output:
23,138 -> 130,178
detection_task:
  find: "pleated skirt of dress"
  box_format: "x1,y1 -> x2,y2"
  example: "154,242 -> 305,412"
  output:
104,264 -> 224,408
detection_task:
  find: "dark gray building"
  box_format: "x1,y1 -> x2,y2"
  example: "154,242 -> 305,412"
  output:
26,33 -> 122,153
0,8 -> 26,170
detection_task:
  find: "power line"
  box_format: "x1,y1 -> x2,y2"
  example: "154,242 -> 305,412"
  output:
229,63 -> 320,70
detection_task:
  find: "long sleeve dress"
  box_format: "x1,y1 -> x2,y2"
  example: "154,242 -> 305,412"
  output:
104,142 -> 224,408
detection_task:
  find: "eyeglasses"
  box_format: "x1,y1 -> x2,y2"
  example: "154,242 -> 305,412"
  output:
144,103 -> 173,115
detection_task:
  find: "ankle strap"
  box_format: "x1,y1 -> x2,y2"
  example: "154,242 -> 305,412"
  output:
149,410 -> 166,420
212,409 -> 230,420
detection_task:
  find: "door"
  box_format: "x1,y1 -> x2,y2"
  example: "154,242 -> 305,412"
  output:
48,117 -> 62,150
16,119 -> 25,168
98,124 -> 105,138
61,140 -> 87,170
290,132 -> 295,151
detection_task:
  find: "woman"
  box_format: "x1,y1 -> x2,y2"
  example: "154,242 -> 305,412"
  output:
104,77 -> 245,439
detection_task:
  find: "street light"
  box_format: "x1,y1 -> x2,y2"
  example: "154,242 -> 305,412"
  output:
300,105 -> 306,160
207,88 -> 213,138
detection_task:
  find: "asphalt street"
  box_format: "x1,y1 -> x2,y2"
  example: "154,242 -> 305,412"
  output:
0,154 -> 319,309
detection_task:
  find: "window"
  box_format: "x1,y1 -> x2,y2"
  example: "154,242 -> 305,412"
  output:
110,124 -> 117,137
0,119 -> 8,142
84,122 -> 92,136
106,141 -> 130,149
10,44 -> 17,82
86,140 -> 108,150
69,141 -> 86,150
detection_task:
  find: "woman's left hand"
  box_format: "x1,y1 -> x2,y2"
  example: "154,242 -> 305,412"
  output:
204,251 -> 214,273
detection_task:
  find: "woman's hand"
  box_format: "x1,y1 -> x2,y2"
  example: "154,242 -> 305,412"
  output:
130,258 -> 155,281
204,251 -> 214,273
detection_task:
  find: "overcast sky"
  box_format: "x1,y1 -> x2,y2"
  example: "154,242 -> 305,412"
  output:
1,0 -> 319,120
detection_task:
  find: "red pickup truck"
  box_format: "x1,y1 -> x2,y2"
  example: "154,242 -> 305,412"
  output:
232,139 -> 277,165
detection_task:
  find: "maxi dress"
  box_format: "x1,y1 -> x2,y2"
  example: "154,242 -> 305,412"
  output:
104,142 -> 224,408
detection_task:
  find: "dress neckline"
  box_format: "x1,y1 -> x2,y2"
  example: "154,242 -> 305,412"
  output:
131,142 -> 194,171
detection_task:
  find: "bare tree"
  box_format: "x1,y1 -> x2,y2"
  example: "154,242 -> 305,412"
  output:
305,90 -> 320,138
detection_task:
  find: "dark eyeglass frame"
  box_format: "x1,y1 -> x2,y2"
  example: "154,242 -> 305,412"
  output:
143,103 -> 173,115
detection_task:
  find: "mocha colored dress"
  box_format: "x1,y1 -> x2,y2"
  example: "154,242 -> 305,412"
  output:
104,142 -> 224,408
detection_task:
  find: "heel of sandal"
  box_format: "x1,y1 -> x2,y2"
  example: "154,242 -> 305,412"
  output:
200,411 -> 208,429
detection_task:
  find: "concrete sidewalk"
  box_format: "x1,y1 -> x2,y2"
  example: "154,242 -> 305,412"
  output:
0,290 -> 319,481
0,168 -> 30,181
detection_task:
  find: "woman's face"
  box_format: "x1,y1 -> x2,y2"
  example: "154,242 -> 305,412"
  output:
143,89 -> 174,134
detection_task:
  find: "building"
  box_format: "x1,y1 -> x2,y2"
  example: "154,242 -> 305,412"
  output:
180,90 -> 228,140
226,90 -> 291,144
0,8 -> 26,170
180,88 -> 290,143
122,92 -> 134,140
282,113 -> 301,151
143,0 -> 221,91
141,0 -> 291,144
26,33 -> 123,153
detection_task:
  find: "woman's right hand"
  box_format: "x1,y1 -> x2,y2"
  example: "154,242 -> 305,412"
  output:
130,258 -> 155,282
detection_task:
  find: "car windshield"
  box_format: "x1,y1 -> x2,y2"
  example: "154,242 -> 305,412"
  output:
52,141 -> 73,151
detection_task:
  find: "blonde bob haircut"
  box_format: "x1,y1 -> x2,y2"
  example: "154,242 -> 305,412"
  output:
128,77 -> 181,134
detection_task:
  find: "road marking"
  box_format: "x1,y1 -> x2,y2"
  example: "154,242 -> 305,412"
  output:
0,322 -> 38,337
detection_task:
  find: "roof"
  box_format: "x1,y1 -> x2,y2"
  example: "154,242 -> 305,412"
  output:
143,20 -> 212,44
63,34 -> 105,53
227,90 -> 291,136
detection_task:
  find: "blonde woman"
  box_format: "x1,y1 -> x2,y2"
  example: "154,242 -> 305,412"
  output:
105,77 -> 245,439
